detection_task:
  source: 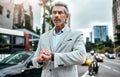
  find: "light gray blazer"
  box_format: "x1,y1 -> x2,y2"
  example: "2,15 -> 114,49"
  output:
32,26 -> 86,77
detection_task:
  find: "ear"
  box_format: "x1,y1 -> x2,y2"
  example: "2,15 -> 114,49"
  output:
66,14 -> 69,18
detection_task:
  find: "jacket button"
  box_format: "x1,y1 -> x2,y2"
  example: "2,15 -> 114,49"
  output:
58,64 -> 64,67
49,69 -> 52,72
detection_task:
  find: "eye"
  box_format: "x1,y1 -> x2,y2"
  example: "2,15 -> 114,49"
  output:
52,11 -> 56,14
58,11 -> 64,14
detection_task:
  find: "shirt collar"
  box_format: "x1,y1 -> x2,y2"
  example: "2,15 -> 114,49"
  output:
53,26 -> 65,36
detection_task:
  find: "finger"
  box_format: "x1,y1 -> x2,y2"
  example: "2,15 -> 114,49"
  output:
42,49 -> 50,55
39,51 -> 44,55
41,54 -> 51,62
37,56 -> 44,62
41,54 -> 48,59
44,49 -> 51,55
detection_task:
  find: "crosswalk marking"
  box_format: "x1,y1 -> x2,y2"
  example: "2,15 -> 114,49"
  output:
81,71 -> 95,77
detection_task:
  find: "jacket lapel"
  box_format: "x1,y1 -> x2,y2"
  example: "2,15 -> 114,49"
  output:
55,26 -> 71,52
49,30 -> 54,52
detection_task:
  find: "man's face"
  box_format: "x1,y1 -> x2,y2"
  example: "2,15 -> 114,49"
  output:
52,6 -> 68,26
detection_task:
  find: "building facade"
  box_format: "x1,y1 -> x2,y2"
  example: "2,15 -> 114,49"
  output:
0,0 -> 33,29
0,0 -> 15,29
93,25 -> 108,43
112,0 -> 120,40
13,0 -> 33,29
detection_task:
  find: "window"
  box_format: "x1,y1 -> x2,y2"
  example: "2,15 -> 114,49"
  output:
0,34 -> 11,53
14,36 -> 25,45
0,5 -> 3,15
0,34 -> 10,44
6,10 -> 10,18
1,53 -> 30,64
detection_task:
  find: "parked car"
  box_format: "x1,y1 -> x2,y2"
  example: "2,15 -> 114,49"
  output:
0,51 -> 42,77
107,54 -> 116,59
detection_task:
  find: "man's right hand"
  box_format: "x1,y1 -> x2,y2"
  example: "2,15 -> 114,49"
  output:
36,49 -> 52,63
36,51 -> 45,63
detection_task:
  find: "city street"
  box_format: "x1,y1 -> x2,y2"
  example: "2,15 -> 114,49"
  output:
78,57 -> 120,77
95,58 -> 120,77
0,0 -> 120,77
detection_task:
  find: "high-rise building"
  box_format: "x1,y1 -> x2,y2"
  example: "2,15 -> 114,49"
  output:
0,0 -> 15,29
112,0 -> 120,40
93,25 -> 108,43
90,32 -> 92,42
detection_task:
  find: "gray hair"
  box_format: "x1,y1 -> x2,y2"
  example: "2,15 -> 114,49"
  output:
51,2 -> 69,15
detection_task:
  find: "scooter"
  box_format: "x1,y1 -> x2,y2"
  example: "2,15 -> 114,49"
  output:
88,60 -> 99,76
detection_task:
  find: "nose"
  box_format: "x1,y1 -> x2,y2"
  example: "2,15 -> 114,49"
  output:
54,13 -> 59,18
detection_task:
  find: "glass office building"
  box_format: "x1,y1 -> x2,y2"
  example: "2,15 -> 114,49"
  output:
93,25 -> 108,43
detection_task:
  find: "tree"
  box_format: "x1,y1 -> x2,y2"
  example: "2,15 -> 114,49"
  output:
39,0 -> 54,33
36,27 -> 41,35
114,25 -> 120,46
115,46 -> 120,53
102,47 -> 113,53
85,42 -> 93,52
95,42 -> 103,50
104,36 -> 114,48
85,37 -> 94,52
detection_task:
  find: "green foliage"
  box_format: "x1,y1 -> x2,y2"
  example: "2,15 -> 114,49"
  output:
95,47 -> 113,53
114,25 -> 120,45
102,47 -> 113,53
39,0 -> 55,33
105,36 -> 113,47
115,46 -> 120,53
45,3 -> 55,28
95,42 -> 104,50
95,50 -> 102,53
36,27 -> 41,35
85,36 -> 114,53
85,38 -> 94,52
85,41 -> 93,52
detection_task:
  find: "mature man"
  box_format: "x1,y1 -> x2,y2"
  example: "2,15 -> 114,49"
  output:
32,2 -> 86,77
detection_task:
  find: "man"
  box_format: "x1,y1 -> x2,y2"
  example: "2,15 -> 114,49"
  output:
32,2 -> 86,77
89,50 -> 99,75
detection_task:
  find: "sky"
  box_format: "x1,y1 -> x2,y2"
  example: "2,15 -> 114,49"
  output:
28,0 -> 113,41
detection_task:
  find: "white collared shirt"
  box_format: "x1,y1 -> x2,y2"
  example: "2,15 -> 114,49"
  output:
52,27 -> 64,52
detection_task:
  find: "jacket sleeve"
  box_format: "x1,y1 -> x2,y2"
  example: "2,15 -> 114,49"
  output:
32,38 -> 43,68
32,57 -> 43,68
53,33 -> 86,68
